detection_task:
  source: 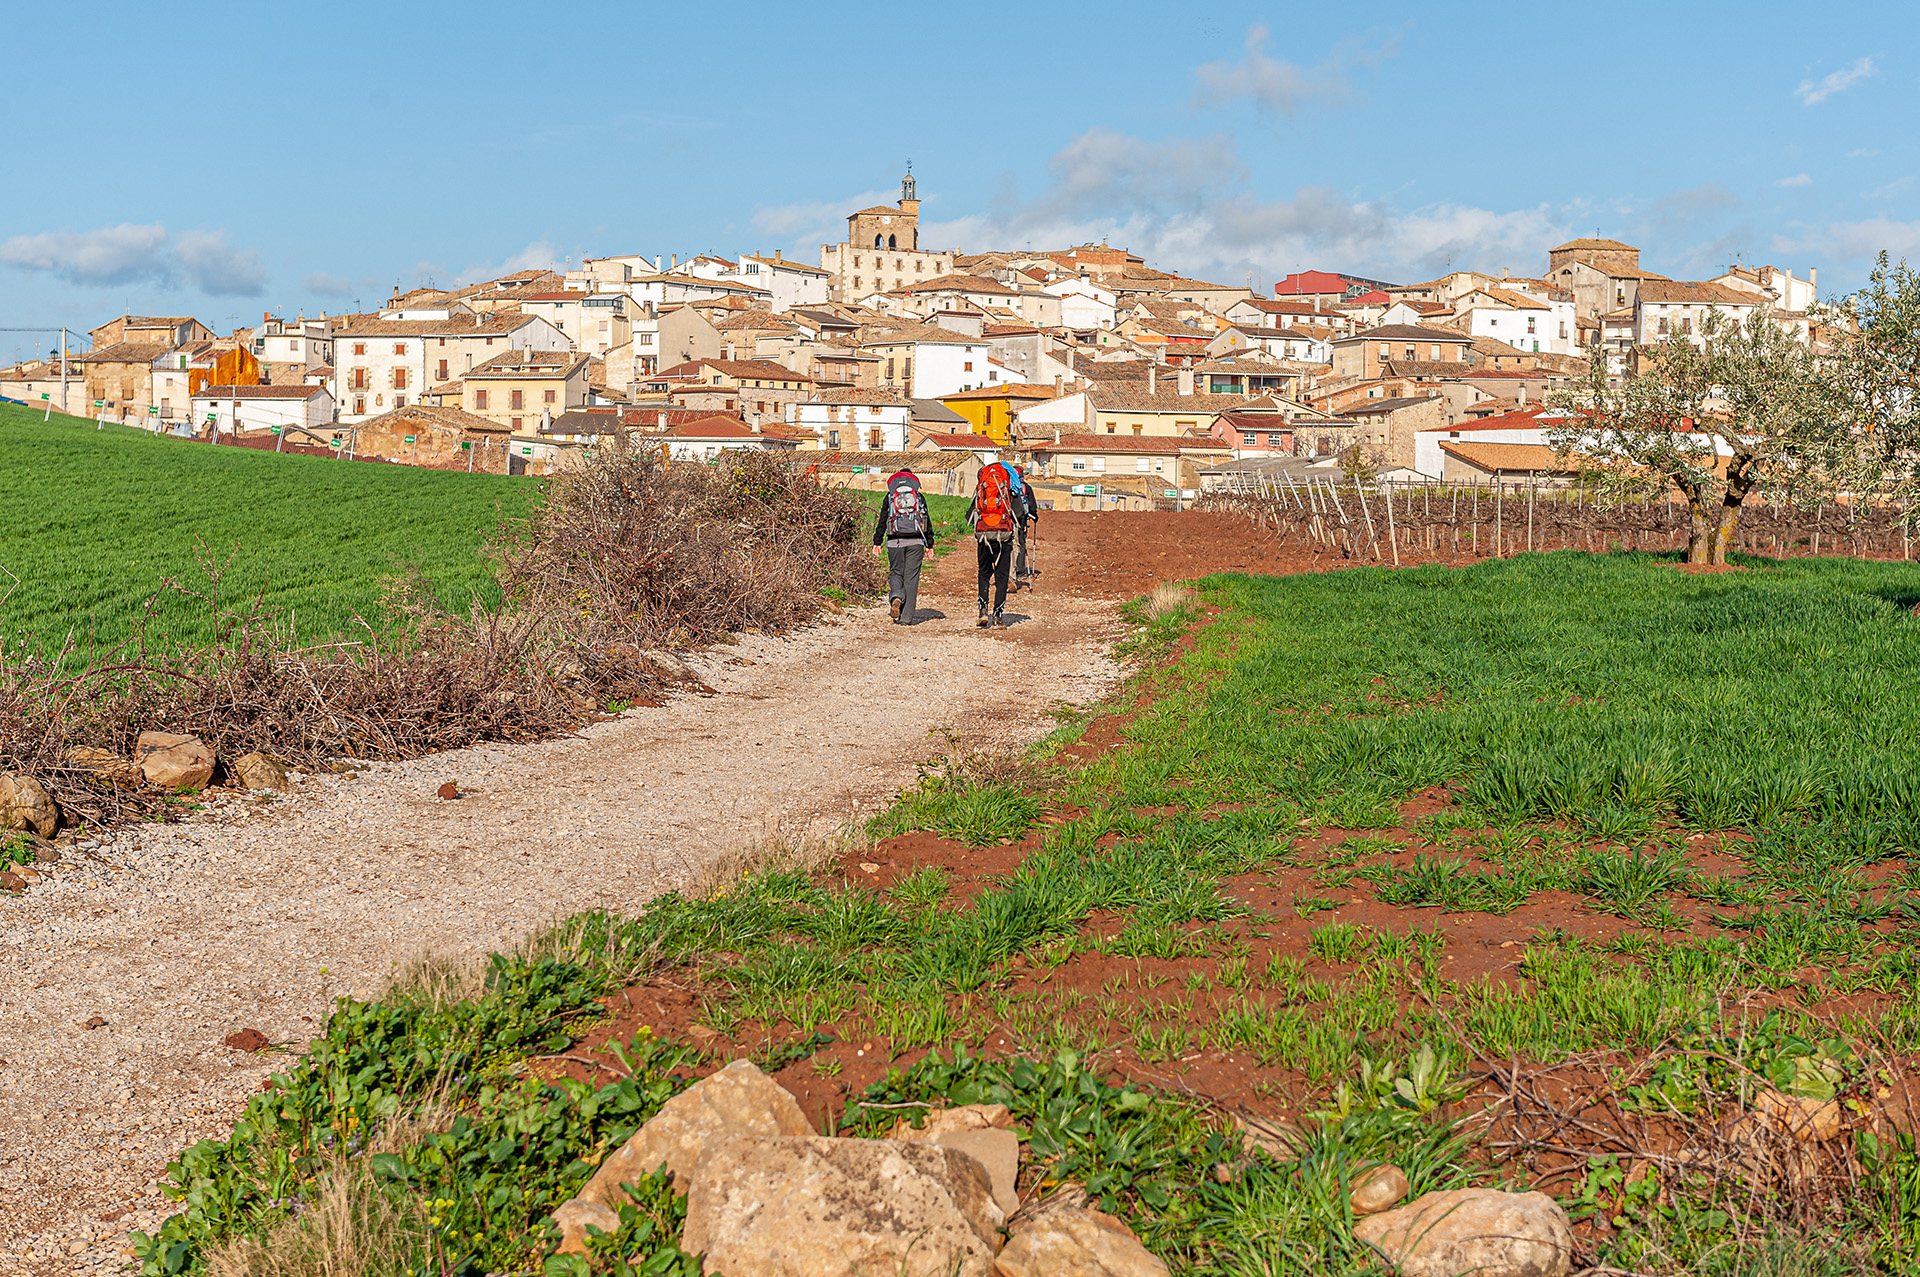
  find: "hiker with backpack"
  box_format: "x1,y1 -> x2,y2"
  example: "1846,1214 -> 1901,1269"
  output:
872,468 -> 933,625
1011,464 -> 1039,589
967,460 -> 1017,627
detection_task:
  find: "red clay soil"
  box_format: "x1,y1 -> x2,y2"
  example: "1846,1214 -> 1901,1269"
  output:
522,510 -> 1915,1188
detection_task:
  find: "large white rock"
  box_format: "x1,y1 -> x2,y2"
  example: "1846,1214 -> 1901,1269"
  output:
552,1058 -> 811,1254
682,1135 -> 1003,1277
1353,1188 -> 1573,1277
584,1059 -> 809,1203
894,1105 -> 1021,1218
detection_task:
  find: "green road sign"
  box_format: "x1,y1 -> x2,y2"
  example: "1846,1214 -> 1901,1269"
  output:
148,406 -> 159,415
93,400 -> 103,408
404,435 -> 416,443
1163,489 -> 1178,498
39,393 -> 49,401
460,441 -> 471,450
522,446 -> 533,455
850,465 -> 864,474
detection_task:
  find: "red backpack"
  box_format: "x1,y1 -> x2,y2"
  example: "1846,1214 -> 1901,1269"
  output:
974,462 -> 1014,533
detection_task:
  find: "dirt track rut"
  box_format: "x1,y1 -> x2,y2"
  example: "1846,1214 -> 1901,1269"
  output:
0,542 -> 1124,1272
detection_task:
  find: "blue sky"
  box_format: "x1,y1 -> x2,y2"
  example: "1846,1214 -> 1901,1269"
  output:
3,1 -> 1916,361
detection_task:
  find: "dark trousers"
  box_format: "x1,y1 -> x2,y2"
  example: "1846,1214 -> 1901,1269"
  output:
977,536 -> 1012,615
887,543 -> 924,624
1015,520 -> 1030,579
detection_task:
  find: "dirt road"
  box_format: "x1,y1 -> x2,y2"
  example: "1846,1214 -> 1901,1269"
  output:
0,509 -> 1301,1272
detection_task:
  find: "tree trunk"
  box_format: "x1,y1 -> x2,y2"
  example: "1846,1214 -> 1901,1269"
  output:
1676,478 -> 1713,564
1708,454 -> 1761,566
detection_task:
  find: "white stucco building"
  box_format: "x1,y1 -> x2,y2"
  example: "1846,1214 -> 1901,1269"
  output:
789,390 -> 915,451
190,384 -> 335,437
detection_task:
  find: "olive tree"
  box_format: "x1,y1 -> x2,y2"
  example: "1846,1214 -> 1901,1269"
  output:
1827,253 -> 1920,493
1549,304 -> 1828,565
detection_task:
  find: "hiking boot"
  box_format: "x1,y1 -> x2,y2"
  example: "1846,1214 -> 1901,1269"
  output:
889,597 -> 903,621
976,608 -> 991,628
992,610 -> 1007,628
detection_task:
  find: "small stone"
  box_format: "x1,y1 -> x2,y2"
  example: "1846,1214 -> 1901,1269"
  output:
1353,1188 -> 1573,1277
230,753 -> 289,791
0,870 -> 24,893
223,1028 -> 271,1053
437,781 -> 460,800
890,1104 -> 1014,1140
67,1240 -> 88,1255
132,732 -> 215,791
1757,1088 -> 1843,1143
81,1015 -> 107,1030
0,772 -> 59,837
1232,1111 -> 1300,1158
1349,1163 -> 1409,1215
995,1203 -> 1169,1277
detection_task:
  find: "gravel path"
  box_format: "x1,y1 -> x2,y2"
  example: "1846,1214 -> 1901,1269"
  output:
0,545 -> 1124,1273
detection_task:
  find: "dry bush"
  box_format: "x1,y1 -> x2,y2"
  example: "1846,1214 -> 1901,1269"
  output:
496,446 -> 880,651
682,816 -> 854,901
0,450 -> 880,834
1142,582 -> 1194,621
381,950 -> 491,1014
204,1161 -> 426,1277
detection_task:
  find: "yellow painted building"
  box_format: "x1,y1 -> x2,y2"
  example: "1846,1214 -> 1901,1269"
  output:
937,384 -> 1055,444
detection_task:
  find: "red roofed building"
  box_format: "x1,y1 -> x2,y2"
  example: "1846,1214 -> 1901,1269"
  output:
1273,269 -> 1398,304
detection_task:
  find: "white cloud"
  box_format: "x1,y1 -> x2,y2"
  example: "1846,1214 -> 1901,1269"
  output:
1864,176 -> 1914,200
304,271 -> 355,296
751,188 -> 897,251
1193,24 -> 1396,114
1777,173 -> 1813,188
0,222 -> 266,295
918,129 -> 1569,287
1848,148 -> 1879,158
172,229 -> 265,295
1773,217 -> 1920,260
455,237 -> 558,285
1795,56 -> 1875,105
0,223 -> 170,286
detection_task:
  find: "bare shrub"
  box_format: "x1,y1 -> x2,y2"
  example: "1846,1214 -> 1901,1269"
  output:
0,450 -> 880,833
496,446 -> 880,651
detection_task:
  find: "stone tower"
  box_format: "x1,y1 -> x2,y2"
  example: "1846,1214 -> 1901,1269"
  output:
846,166 -> 920,253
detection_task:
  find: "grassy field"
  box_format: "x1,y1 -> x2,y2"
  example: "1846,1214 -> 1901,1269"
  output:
135,550 -> 1920,1274
0,402 -> 535,647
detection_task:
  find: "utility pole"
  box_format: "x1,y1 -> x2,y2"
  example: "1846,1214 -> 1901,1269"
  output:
59,328 -> 69,417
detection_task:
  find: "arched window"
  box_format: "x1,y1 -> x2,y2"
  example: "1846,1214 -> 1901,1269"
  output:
874,234 -> 884,248
887,234 -> 896,249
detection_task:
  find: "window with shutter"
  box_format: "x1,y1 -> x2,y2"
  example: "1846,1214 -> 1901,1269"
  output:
510,389 -> 524,410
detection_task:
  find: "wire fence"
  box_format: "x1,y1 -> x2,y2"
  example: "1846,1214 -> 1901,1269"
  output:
1198,475 -> 1917,564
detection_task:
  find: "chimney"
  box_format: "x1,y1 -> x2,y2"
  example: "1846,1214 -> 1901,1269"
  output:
774,248 -> 782,261
1148,364 -> 1156,394
1313,296 -> 1321,312
1809,267 -> 1818,293
1177,367 -> 1193,396
1502,267 -> 1509,280
655,255 -> 663,272
1053,374 -> 1062,394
